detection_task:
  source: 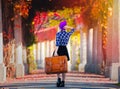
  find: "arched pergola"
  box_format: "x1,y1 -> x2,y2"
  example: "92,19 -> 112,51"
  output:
0,0 -> 120,83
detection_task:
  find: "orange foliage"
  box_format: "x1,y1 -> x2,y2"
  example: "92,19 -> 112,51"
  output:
80,0 -> 113,28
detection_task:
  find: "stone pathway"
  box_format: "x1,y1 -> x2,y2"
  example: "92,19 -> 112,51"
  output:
0,70 -> 119,89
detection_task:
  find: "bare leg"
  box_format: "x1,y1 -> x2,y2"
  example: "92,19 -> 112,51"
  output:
57,73 -> 60,78
62,73 -> 65,81
59,73 -> 65,87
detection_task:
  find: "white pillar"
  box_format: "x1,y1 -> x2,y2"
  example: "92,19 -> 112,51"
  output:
46,41 -> 50,57
39,42 -> 42,68
118,0 -> 120,83
22,46 -> 28,74
41,42 -> 45,68
97,24 -> 103,73
36,42 -> 41,68
85,28 -> 93,73
71,40 -> 77,70
14,16 -> 24,78
110,0 -> 120,82
0,0 -> 6,83
105,14 -> 113,77
92,28 -> 98,73
50,40 -> 55,56
22,47 -> 27,63
91,26 -> 102,74
67,41 -> 72,72
79,30 -> 87,72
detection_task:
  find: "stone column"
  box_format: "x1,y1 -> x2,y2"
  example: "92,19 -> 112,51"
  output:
22,46 -> 28,74
41,42 -> 45,68
46,41 -> 50,57
118,0 -> 120,83
105,13 -> 113,77
67,40 -> 72,72
79,30 -> 87,72
39,42 -> 42,68
85,28 -> 93,73
0,0 -> 6,83
33,44 -> 36,61
36,42 -> 41,68
92,25 -> 103,74
14,16 -> 24,78
49,40 -> 55,56
110,0 -> 120,82
71,40 -> 77,70
97,24 -> 103,74
92,27 -> 98,73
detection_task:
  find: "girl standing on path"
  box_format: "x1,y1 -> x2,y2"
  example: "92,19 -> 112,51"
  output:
54,20 -> 75,87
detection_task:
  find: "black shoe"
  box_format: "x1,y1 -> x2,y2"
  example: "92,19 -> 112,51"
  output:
60,81 -> 65,87
56,78 -> 61,87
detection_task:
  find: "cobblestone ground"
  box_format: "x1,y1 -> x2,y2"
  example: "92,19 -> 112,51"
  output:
0,70 -> 119,89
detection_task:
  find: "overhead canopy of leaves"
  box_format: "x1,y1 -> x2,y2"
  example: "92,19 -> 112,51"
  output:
49,7 -> 81,27
25,0 -> 113,45
80,0 -> 113,28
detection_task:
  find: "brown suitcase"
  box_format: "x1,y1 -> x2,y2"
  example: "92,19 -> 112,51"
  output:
45,56 -> 68,74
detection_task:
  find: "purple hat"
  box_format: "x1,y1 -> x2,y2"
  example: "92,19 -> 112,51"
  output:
59,21 -> 67,30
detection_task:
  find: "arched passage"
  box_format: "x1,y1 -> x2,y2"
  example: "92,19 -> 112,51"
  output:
1,0 -> 120,84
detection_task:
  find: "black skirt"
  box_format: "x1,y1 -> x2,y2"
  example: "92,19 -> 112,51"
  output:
53,46 -> 70,61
